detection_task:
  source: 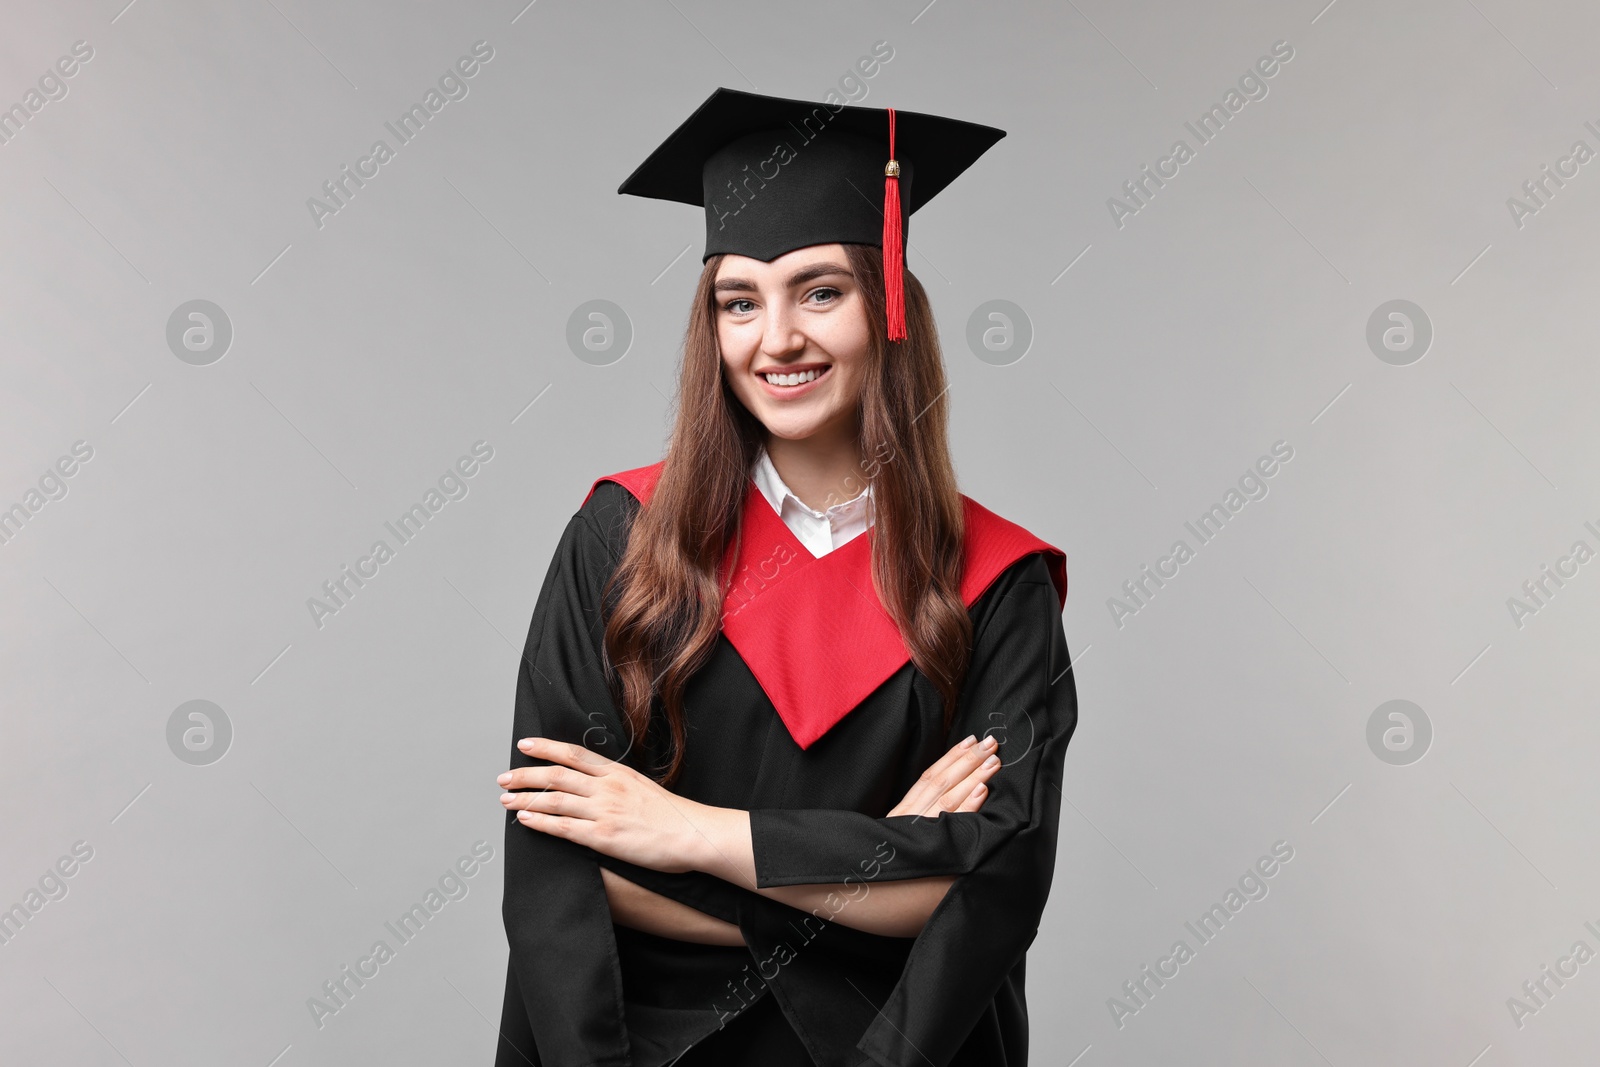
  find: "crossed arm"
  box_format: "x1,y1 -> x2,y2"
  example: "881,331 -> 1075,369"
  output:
498,731 -> 1004,944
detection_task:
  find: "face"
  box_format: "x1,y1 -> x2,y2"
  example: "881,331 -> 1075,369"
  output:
714,243 -> 872,446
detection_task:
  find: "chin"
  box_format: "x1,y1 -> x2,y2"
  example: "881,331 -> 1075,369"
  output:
758,417 -> 828,441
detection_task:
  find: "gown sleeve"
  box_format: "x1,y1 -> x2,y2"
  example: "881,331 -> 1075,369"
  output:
496,487 -> 640,1067
747,552 -> 1076,887
747,554 -> 1078,1067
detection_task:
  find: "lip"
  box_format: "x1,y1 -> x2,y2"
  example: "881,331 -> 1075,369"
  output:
755,362 -> 831,400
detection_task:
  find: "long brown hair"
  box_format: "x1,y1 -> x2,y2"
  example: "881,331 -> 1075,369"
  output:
602,243 -> 971,784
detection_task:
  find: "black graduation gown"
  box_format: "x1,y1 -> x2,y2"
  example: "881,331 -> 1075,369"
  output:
495,465 -> 1077,1067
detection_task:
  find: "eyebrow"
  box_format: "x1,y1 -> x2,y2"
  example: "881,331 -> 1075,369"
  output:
713,262 -> 853,293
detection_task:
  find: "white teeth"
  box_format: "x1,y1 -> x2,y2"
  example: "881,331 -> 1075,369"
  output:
762,369 -> 821,386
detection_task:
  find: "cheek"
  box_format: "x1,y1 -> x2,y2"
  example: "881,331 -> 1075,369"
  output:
834,362 -> 868,406
717,330 -> 758,406
717,320 -> 752,368
719,338 -> 749,396
825,302 -> 872,361
823,318 -> 872,388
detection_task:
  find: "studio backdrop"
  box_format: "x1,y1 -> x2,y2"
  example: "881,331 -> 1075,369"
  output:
2,1 -> 1596,1064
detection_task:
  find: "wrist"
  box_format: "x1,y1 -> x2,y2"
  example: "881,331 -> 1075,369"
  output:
683,802 -> 746,881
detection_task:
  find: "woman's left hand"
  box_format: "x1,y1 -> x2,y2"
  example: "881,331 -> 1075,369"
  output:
497,736 -> 721,874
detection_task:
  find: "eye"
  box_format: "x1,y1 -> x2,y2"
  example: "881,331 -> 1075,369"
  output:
722,298 -> 757,315
806,286 -> 843,306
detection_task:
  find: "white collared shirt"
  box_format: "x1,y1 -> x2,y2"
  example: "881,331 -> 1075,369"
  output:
751,448 -> 874,559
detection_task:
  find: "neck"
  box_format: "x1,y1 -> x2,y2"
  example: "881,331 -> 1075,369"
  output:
764,423 -> 867,512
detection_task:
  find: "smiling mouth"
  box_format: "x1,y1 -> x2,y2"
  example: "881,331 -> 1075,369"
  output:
758,364 -> 831,387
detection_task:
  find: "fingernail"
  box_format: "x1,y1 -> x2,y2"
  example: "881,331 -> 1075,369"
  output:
518,738 -> 534,750
980,735 -> 997,749
500,793 -> 515,804
960,735 -> 976,747
496,773 -> 511,785
982,754 -> 999,769
972,783 -> 986,794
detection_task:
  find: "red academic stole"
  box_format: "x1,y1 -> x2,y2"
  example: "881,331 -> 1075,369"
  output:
582,461 -> 1068,750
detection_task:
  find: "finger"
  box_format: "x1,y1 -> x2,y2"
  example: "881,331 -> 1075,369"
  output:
502,786 -> 596,820
904,735 -> 998,812
937,751 -> 1000,812
929,733 -> 997,778
953,782 -> 987,813
942,734 -> 999,781
925,734 -> 980,777
900,738 -> 980,807
497,764 -> 597,796
515,809 -> 593,844
516,736 -> 614,774
934,751 -> 998,809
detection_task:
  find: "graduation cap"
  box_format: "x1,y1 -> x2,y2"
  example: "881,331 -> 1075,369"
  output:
618,87 -> 1006,342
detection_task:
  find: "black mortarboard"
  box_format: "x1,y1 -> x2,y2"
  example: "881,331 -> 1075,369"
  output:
618,87 -> 1005,341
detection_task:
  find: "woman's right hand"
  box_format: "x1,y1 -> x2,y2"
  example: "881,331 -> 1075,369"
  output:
887,733 -> 1001,818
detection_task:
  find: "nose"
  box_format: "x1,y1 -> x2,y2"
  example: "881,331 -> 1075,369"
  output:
758,299 -> 806,362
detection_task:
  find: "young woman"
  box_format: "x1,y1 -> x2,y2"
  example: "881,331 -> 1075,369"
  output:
494,90 -> 1076,1067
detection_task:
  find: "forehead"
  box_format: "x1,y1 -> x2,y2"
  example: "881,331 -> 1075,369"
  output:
714,243 -> 851,281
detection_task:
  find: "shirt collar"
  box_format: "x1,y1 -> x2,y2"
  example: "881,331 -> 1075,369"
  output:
752,447 -> 873,520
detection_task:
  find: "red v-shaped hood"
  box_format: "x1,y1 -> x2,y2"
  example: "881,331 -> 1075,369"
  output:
582,461 -> 1067,750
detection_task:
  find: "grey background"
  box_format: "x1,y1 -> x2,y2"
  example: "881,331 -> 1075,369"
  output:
2,0 -> 1596,1064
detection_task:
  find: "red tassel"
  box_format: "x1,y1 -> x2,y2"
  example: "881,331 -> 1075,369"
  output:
882,107 -> 906,343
